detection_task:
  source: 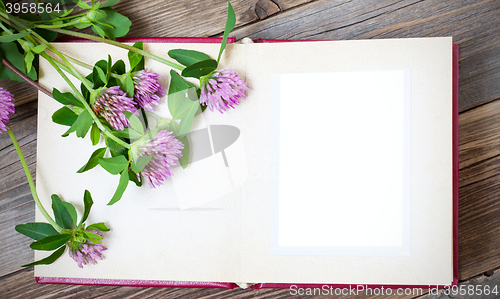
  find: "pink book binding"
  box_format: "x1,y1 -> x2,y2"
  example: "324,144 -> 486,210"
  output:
37,38 -> 459,289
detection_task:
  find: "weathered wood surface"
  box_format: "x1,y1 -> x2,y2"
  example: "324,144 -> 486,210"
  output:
1,0 -> 500,298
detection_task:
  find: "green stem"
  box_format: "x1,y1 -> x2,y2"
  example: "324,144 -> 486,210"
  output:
36,19 -> 82,29
31,31 -> 94,93
48,28 -> 185,71
42,53 -> 131,149
29,13 -> 86,24
1,57 -> 52,97
6,127 -> 62,232
64,55 -> 120,79
0,20 -> 13,34
51,58 -> 95,87
0,10 -> 30,29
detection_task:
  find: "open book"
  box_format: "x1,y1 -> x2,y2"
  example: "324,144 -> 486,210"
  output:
35,37 -> 458,288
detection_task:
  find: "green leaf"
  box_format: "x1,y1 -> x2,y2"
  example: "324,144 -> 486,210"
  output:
168,69 -> 195,92
52,88 -> 84,107
90,122 -> 100,145
100,0 -> 121,8
92,60 -> 108,88
0,31 -> 32,43
76,110 -> 93,138
168,70 -> 199,119
106,54 -> 112,84
178,135 -> 190,169
61,202 -> 77,228
74,22 -> 92,30
85,231 -> 103,244
112,128 -> 143,140
51,194 -> 74,229
128,41 -> 144,72
178,101 -> 199,137
30,234 -> 72,251
0,42 -> 37,82
79,190 -> 93,226
111,59 -> 125,75
181,59 -> 217,79
92,24 -> 106,38
168,49 -> 212,67
86,222 -> 110,231
76,0 -> 92,9
123,111 -> 144,135
131,156 -> 152,173
77,147 -> 107,173
52,106 -> 78,126
128,170 -> 142,187
98,155 -> 128,175
108,169 -> 129,205
218,2 -> 236,63
15,223 -> 59,241
119,73 -> 134,98
169,87 -> 199,121
23,51 -> 35,74
105,136 -> 127,156
31,44 -> 47,54
22,245 -> 66,267
81,76 -> 91,100
62,110 -> 90,138
95,64 -> 107,85
92,8 -> 131,39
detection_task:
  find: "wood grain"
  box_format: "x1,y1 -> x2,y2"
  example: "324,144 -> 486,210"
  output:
1,0 -> 500,297
0,116 -> 37,277
458,99 -> 500,279
231,0 -> 500,111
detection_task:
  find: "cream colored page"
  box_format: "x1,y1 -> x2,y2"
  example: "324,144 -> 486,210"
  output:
240,38 -> 453,285
35,43 -> 247,282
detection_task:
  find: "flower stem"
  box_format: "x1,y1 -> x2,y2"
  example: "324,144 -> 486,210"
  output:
29,13 -> 86,24
0,20 -> 13,34
31,31 -> 95,93
6,127 -> 62,232
47,28 -> 186,71
1,58 -> 52,97
36,19 -> 82,29
63,55 -> 120,79
50,58 -> 95,87
42,53 -> 131,149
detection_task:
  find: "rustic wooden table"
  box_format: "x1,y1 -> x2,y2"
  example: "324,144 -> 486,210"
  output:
1,0 -> 500,298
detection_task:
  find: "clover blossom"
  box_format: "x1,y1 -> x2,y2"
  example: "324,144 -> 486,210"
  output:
136,130 -> 184,188
132,69 -> 165,111
200,69 -> 248,113
68,230 -> 107,268
92,86 -> 136,131
0,87 -> 15,132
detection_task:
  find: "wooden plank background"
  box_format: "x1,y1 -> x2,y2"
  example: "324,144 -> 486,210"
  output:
1,0 -> 500,298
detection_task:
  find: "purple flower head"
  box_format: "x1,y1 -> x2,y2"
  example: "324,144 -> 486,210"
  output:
68,230 -> 107,268
200,69 -> 248,113
136,130 -> 183,188
0,87 -> 15,132
92,86 -> 136,131
132,69 -> 165,111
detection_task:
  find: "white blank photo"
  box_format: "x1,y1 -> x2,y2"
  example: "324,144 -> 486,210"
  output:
271,69 -> 411,256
